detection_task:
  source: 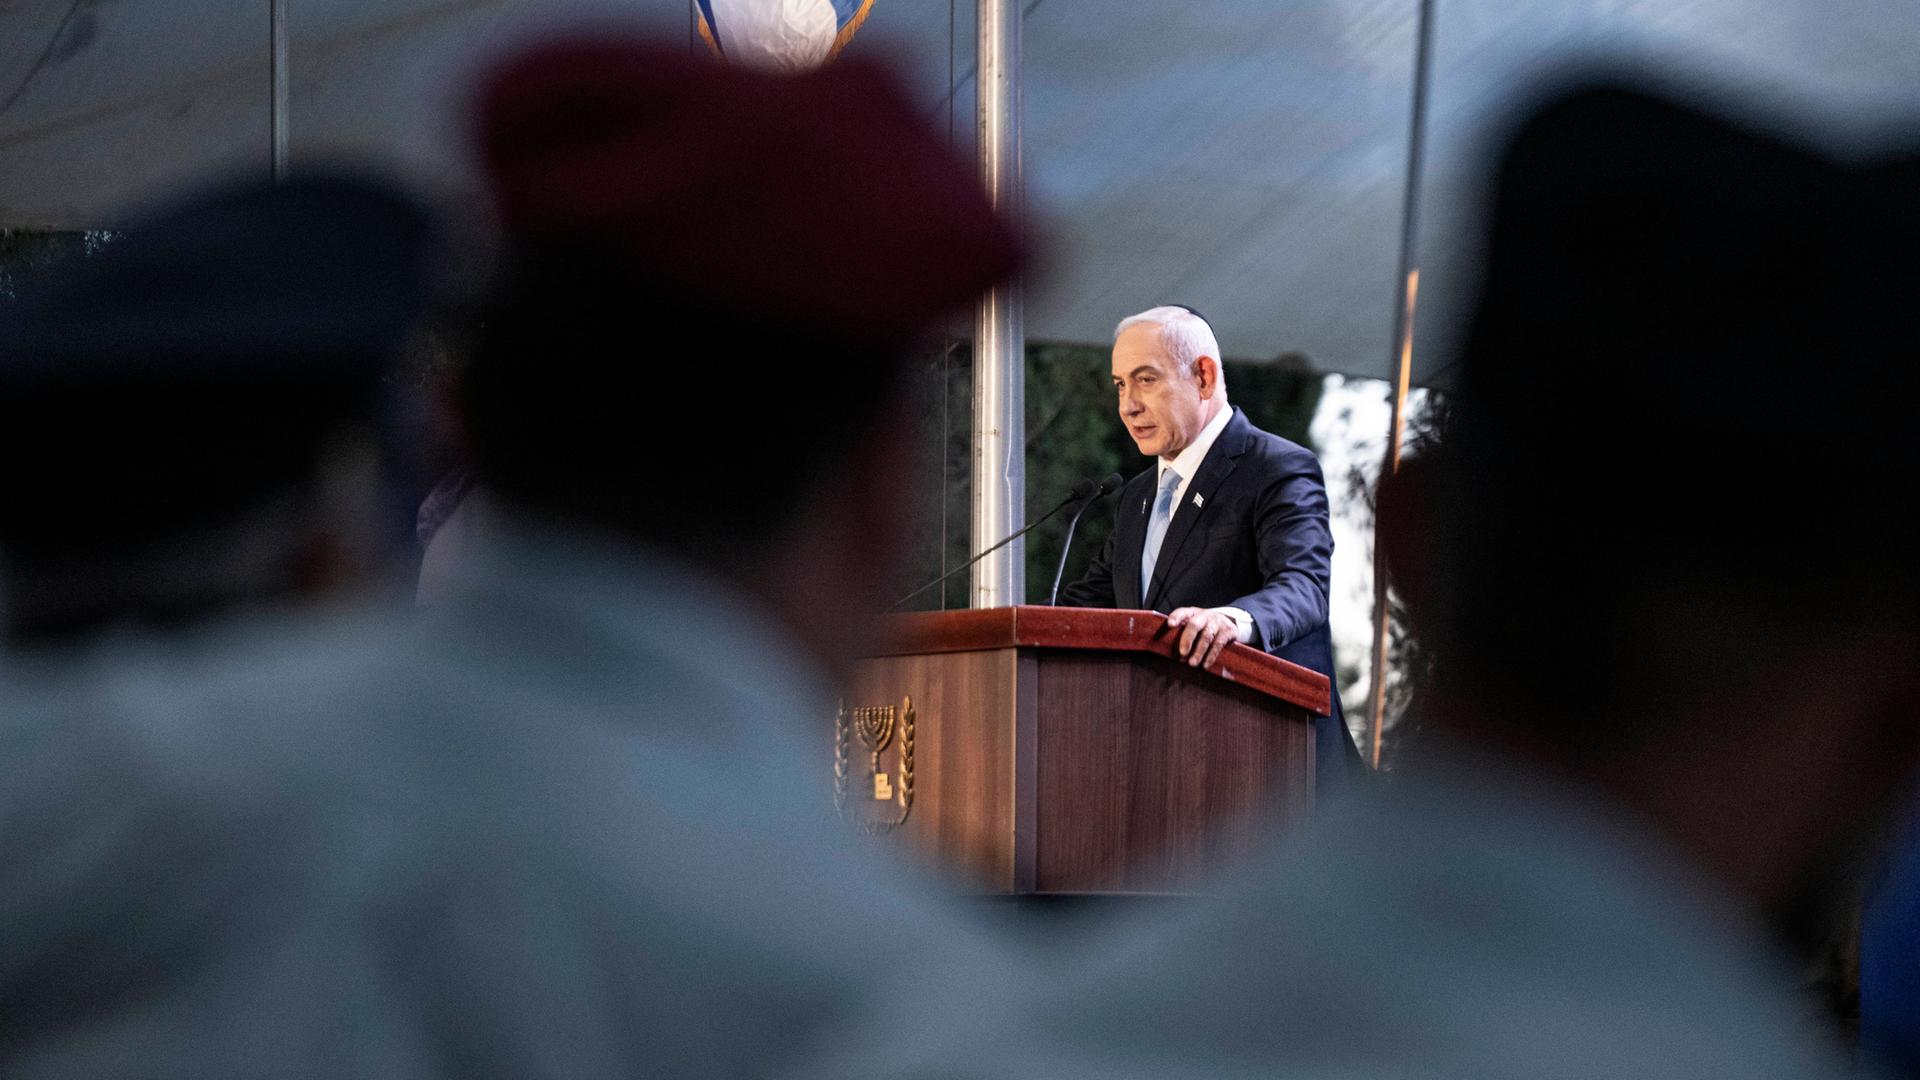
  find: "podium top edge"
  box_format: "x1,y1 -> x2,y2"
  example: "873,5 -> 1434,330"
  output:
866,605 -> 1331,716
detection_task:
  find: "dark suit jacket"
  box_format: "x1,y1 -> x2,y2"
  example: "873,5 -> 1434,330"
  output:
1061,407 -> 1359,785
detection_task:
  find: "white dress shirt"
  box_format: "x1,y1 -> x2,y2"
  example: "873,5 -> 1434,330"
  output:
1155,403 -> 1255,643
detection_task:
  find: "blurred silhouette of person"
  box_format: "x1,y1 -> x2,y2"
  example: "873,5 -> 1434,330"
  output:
1849,149 -> 1920,1080
0,175 -> 439,651
1864,800 -> 1920,1077
0,36 -> 1022,1079
0,172 -> 442,1069
793,75 -> 1920,1080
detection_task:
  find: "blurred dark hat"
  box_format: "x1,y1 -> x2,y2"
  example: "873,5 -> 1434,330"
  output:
1428,75 -> 1920,726
473,36 -> 1023,348
1,174 -> 438,386
1450,78 -> 1918,510
0,174 -> 440,554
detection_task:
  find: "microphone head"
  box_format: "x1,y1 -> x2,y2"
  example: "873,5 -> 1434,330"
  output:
1098,472 -> 1126,495
1067,477 -> 1101,502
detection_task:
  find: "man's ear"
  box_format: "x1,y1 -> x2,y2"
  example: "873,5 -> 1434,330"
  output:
1196,355 -> 1221,398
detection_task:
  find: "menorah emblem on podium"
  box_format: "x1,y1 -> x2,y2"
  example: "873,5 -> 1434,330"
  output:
852,705 -> 896,795
834,696 -> 915,833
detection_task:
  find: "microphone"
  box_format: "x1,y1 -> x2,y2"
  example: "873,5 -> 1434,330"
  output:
889,475 -> 1116,612
1049,472 -> 1125,606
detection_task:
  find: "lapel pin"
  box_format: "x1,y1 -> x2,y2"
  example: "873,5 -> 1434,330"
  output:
1192,493 -> 1205,508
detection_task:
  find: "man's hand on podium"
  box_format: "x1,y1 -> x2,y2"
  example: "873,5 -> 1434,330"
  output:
1166,606 -> 1246,668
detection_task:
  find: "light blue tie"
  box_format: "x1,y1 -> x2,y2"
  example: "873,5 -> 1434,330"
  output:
1141,467 -> 1182,599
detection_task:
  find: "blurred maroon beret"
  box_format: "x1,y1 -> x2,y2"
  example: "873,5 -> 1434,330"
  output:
474,37 -> 1022,346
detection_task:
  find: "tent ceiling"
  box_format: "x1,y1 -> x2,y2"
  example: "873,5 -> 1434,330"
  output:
2,0 -> 1916,382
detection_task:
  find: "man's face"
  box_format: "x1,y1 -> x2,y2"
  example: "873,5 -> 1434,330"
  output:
1112,321 -> 1217,460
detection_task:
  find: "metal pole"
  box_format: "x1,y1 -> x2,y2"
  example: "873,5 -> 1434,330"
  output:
1367,270 -> 1417,767
270,0 -> 288,182
971,0 -> 1024,609
1367,0 -> 1435,768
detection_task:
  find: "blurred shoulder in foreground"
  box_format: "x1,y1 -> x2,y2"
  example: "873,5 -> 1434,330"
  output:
0,32 -> 1030,1080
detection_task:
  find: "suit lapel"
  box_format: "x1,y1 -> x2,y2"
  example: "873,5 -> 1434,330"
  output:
1145,408 -> 1251,610
1113,468 -> 1154,609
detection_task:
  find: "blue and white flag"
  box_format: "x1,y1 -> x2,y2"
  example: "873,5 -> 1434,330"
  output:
696,0 -> 875,72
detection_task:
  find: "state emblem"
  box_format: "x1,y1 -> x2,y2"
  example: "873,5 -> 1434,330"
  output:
834,696 -> 915,834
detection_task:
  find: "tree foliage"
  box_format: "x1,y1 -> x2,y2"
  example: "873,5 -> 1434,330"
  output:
0,229 -> 116,301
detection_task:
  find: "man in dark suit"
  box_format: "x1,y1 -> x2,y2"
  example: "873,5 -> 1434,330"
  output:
1060,305 -> 1358,784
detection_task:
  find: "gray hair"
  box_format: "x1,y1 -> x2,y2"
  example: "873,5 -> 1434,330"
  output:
1113,305 -> 1226,393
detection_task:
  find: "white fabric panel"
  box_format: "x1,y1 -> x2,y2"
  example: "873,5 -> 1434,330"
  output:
1,0 -> 1916,381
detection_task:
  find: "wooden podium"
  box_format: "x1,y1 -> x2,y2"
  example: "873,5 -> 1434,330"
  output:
839,606 -> 1330,895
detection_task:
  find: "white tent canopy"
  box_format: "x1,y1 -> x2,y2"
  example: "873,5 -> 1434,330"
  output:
3,0 -> 1916,382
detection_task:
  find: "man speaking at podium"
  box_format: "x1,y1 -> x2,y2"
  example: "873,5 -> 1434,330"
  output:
1059,305 -> 1358,785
